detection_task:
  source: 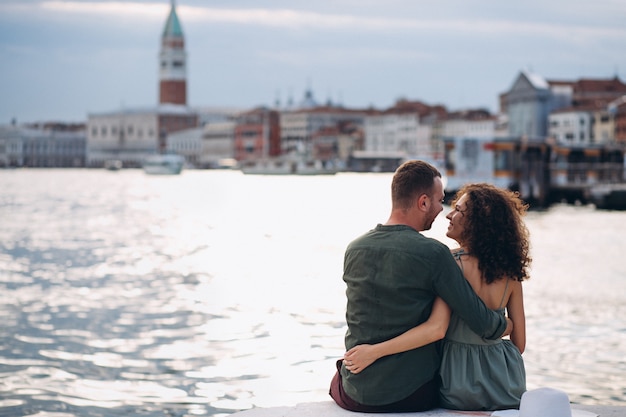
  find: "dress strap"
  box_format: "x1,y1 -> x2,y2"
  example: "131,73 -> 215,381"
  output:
498,278 -> 510,309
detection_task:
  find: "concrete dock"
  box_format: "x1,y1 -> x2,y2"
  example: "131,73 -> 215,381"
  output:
229,401 -> 625,417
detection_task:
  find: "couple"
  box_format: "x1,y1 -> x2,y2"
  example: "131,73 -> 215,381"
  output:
330,160 -> 531,412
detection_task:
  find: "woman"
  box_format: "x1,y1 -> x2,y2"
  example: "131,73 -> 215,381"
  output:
342,183 -> 531,410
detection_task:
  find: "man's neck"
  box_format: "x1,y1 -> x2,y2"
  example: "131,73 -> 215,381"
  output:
385,211 -> 423,231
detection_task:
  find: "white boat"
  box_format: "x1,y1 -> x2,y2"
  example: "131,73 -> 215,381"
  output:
240,158 -> 340,175
142,154 -> 184,175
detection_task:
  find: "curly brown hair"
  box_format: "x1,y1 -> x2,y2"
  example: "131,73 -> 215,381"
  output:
452,183 -> 532,284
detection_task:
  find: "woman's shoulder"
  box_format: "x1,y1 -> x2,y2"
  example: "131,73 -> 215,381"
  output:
450,247 -> 465,258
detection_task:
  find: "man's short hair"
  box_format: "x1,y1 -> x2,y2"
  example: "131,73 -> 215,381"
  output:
391,160 -> 441,209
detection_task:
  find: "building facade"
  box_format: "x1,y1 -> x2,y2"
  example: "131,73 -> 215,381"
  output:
503,71 -> 626,141
549,108 -> 596,146
199,119 -> 237,168
234,107 -> 281,161
0,122 -> 85,168
86,106 -> 198,167
363,99 -> 446,161
279,106 -> 368,156
609,96 -> 626,144
502,71 -> 571,139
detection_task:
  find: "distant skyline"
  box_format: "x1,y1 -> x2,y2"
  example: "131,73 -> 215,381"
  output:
1,0 -> 626,123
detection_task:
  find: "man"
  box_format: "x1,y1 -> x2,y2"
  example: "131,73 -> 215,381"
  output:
329,160 -> 509,412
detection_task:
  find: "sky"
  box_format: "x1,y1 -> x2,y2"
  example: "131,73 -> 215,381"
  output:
1,0 -> 626,124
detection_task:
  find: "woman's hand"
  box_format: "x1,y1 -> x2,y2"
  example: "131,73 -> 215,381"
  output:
343,344 -> 379,374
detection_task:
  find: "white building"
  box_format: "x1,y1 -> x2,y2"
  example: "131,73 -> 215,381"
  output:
280,106 -> 368,155
86,105 -> 197,168
548,109 -> 595,145
439,110 -> 501,140
364,112 -> 431,158
0,122 -> 85,167
167,126 -> 203,168
199,120 -> 237,168
363,100 -> 446,163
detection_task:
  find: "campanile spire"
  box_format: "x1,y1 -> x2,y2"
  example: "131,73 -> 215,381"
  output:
159,0 -> 187,105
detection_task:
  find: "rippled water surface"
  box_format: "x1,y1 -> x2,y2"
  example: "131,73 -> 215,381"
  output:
0,169 -> 625,416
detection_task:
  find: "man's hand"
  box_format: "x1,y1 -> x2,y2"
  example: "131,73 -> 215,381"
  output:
343,345 -> 378,374
502,317 -> 513,337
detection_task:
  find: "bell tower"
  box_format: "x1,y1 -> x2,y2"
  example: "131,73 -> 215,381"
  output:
159,0 -> 187,105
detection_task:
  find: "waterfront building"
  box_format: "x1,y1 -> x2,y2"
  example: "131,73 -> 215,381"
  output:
571,77 -> 626,109
279,88 -> 369,157
502,71 -> 626,140
501,71 -> 572,139
548,108 -> 597,146
233,107 -> 281,162
0,122 -> 85,168
86,106 -> 198,168
166,126 -> 203,168
363,99 -> 447,165
165,108 -> 241,168
439,109 -> 503,140
310,122 -> 363,166
592,107 -> 616,144
195,108 -> 241,168
546,100 -> 626,147
198,119 -> 237,168
609,95 -> 626,144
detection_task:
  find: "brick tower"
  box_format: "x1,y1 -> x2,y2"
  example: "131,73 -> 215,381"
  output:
159,0 -> 187,105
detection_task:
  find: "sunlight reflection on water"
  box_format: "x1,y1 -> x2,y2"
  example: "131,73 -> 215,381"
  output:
0,169 -> 624,416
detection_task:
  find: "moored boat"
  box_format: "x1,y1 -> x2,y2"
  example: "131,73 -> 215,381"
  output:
586,183 -> 626,210
142,154 -> 184,175
104,159 -> 123,171
240,158 -> 340,175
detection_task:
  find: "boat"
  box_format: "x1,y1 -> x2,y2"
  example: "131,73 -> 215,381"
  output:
142,154 -> 184,175
104,159 -> 123,171
240,158 -> 340,175
586,183 -> 626,210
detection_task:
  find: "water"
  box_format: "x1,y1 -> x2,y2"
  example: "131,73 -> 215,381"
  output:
0,169 -> 624,416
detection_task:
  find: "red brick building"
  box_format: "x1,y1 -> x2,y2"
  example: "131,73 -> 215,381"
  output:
233,107 -> 281,161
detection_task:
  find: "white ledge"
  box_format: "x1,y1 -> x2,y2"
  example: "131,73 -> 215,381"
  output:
230,400 -> 623,417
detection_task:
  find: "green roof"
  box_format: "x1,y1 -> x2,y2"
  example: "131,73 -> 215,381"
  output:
162,1 -> 183,38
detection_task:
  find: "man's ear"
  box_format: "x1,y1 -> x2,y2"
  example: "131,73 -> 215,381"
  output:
417,194 -> 430,211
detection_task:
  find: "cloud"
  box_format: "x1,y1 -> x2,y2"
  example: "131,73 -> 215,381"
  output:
42,1 -> 166,19
3,1 -> 624,43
